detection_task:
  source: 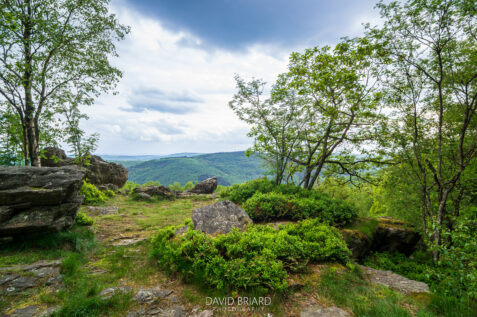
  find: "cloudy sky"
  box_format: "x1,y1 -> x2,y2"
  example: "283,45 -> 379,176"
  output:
85,0 -> 381,155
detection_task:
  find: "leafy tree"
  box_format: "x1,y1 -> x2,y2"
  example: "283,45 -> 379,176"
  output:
0,0 -> 129,166
368,0 -> 476,260
230,40 -> 388,189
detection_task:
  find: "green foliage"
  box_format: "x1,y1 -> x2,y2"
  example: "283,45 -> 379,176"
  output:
168,181 -> 195,191
104,189 -> 115,198
80,181 -> 107,205
75,212 -> 95,226
120,181 -> 140,194
127,151 -> 265,186
364,251 -> 476,311
220,178 -> 275,203
151,219 -> 350,293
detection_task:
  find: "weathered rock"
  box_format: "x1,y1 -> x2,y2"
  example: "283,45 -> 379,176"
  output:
127,305 -> 186,317
41,147 -> 128,189
99,286 -> 133,299
341,217 -> 421,260
38,306 -> 61,317
111,236 -> 147,246
133,287 -> 174,304
8,305 -> 39,317
301,306 -> 350,317
0,260 -> 63,294
0,166 -> 85,238
361,265 -> 430,294
192,200 -> 252,234
188,310 -> 214,317
85,155 -> 128,188
186,177 -> 217,194
133,186 -> 175,200
97,184 -> 119,192
86,206 -> 119,215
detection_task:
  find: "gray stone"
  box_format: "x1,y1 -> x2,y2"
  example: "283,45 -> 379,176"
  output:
99,286 -> 133,299
86,206 -> 119,215
361,265 -> 430,294
301,306 -> 350,317
0,166 -> 85,238
111,237 -> 147,246
38,306 -> 61,317
188,310 -> 214,317
133,287 -> 173,304
133,186 -> 175,200
192,200 -> 252,234
186,177 -> 217,194
9,305 -> 39,317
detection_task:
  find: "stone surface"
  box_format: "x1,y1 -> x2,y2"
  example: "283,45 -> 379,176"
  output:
301,306 -> 350,317
186,177 -> 217,194
86,206 -> 119,215
99,286 -> 133,299
0,166 -> 84,238
340,229 -> 372,260
41,147 -> 128,189
0,260 -> 63,294
8,305 -> 39,317
127,306 -> 186,317
111,236 -> 147,246
133,287 -> 174,304
192,200 -> 252,234
361,265 -> 430,294
188,310 -> 214,317
133,186 -> 175,200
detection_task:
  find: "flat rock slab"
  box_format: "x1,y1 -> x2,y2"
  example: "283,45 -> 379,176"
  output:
361,265 -> 430,294
8,305 -> 39,317
127,305 -> 185,317
0,260 -> 62,294
301,306 -> 350,317
86,206 -> 119,215
111,236 -> 147,246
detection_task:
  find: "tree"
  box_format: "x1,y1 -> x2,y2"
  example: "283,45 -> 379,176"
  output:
230,40 -> 387,189
0,0 -> 129,166
368,0 -> 476,260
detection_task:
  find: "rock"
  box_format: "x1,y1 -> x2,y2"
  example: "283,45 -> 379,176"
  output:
41,147 -> 71,167
192,200 -> 252,234
97,184 -> 119,192
136,192 -> 152,200
127,305 -> 186,317
9,305 -> 39,317
85,155 -> 128,188
38,306 -> 61,317
99,286 -> 133,299
133,287 -> 174,304
175,225 -> 188,236
86,206 -> 119,215
133,186 -> 175,200
0,260 -> 63,294
361,265 -> 430,294
300,306 -> 350,317
188,310 -> 214,317
111,237 -> 147,246
41,147 -> 128,189
186,177 -> 217,194
341,218 -> 421,260
0,166 -> 85,238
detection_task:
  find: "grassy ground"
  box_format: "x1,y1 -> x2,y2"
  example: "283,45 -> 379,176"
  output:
0,194 -> 469,316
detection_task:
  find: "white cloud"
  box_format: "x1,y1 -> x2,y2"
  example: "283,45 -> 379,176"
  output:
80,1 -> 290,155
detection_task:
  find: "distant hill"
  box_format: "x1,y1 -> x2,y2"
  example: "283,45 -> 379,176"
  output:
101,153 -> 201,161
122,151 -> 266,186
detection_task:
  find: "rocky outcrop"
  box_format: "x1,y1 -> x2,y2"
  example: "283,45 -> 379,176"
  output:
191,200 -> 252,234
187,177 -> 218,194
361,265 -> 430,294
132,185 -> 176,200
341,217 -> 421,260
301,305 -> 350,317
0,166 -> 85,238
41,147 -> 128,189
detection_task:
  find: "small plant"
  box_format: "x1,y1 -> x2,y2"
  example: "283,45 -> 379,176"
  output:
75,212 -> 95,226
80,181 -> 107,205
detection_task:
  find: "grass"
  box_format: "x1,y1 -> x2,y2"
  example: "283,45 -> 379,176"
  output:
1,194 -> 473,316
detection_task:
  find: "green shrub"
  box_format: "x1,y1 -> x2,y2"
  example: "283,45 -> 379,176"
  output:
243,192 -> 357,226
220,178 -> 275,203
120,181 -> 140,194
79,181 -> 107,205
103,189 -> 115,198
169,181 -> 183,191
75,212 -> 95,226
151,218 -> 350,293
183,181 -> 195,191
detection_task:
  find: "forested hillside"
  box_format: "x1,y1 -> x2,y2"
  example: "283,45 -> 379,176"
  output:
124,151 -> 265,185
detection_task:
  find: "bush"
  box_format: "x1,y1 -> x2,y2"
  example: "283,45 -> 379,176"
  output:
75,212 -> 95,226
243,192 -> 357,226
220,178 -> 275,203
120,181 -> 140,194
79,181 -> 107,205
151,218 -> 350,293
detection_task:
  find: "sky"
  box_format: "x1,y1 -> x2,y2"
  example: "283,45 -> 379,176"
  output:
84,0 -> 381,155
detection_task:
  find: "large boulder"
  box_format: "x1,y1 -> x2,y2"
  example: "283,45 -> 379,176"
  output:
187,177 -> 217,194
191,200 -> 252,234
0,166 -> 85,238
85,155 -> 128,189
41,147 -> 128,189
132,185 -> 176,200
341,217 -> 421,260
